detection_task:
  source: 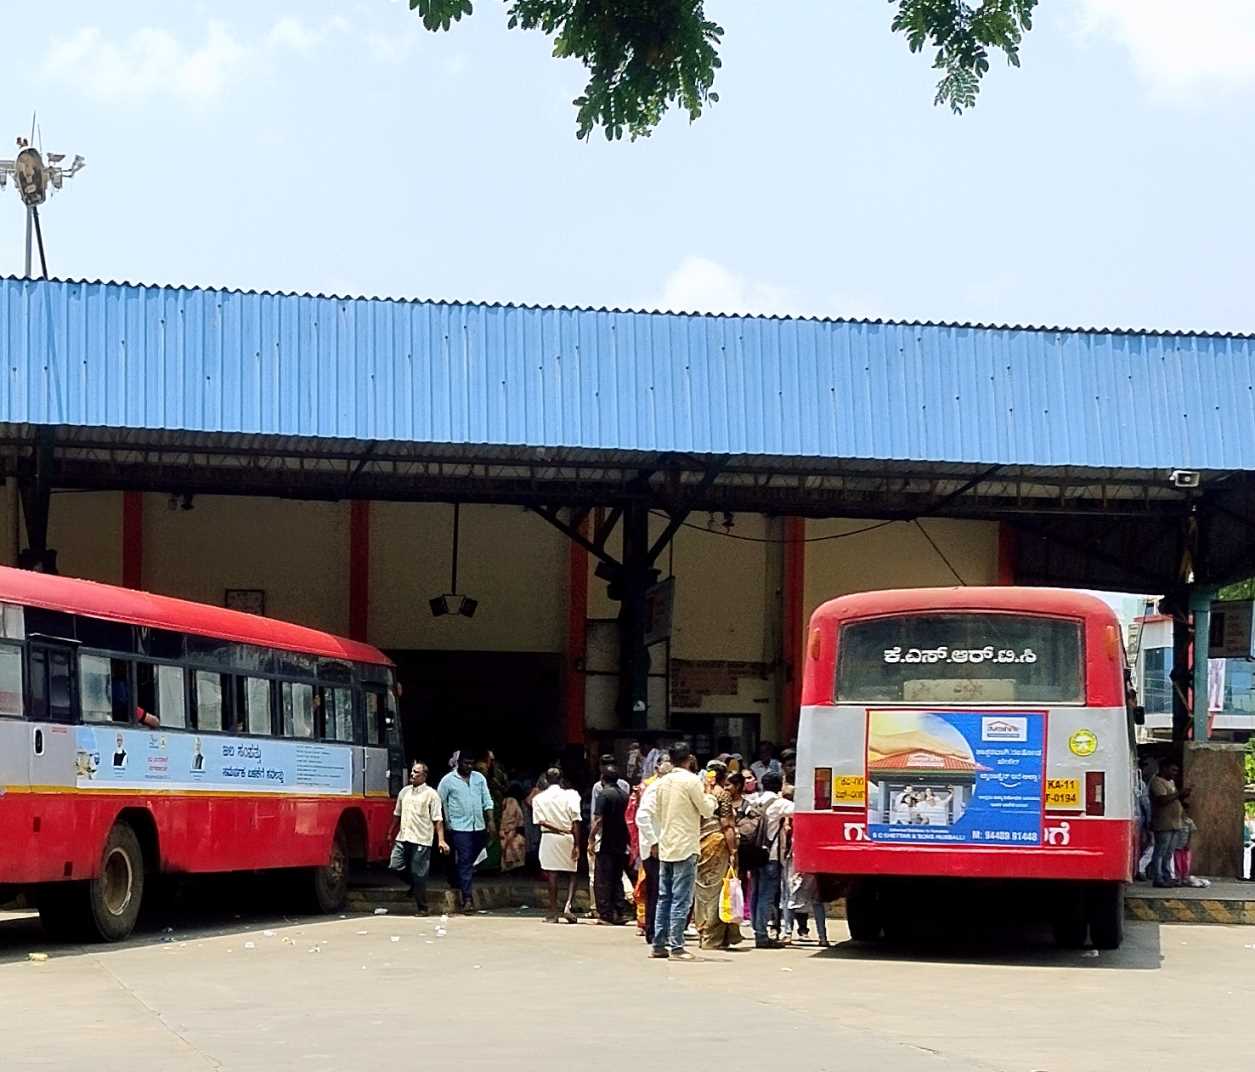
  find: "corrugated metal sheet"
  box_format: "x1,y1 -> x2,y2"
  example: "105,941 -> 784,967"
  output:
2,276 -> 1254,471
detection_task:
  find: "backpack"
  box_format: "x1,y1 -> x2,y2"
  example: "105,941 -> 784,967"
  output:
736,798 -> 772,870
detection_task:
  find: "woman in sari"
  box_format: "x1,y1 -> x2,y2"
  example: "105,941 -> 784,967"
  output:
694,760 -> 741,950
498,782 -> 528,872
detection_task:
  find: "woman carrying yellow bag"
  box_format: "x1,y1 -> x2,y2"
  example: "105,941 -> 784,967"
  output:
695,761 -> 742,949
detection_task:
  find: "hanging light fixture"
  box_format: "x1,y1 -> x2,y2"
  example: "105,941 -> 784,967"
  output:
430,502 -> 478,618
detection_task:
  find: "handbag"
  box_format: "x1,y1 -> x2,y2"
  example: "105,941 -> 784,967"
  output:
719,868 -> 744,924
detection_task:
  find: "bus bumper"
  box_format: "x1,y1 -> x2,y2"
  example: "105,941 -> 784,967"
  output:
793,811 -> 1135,883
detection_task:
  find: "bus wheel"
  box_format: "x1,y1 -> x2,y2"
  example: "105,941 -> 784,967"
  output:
1087,883 -> 1124,950
310,831 -> 349,914
88,823 -> 145,942
845,880 -> 882,942
1051,886 -> 1088,950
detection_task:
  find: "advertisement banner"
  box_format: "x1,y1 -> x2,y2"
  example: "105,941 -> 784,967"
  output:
865,709 -> 1045,846
74,726 -> 352,795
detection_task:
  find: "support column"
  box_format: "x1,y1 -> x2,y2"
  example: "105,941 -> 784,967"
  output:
997,523 -> 1017,585
1171,608 -> 1191,743
122,492 -> 144,589
781,516 -> 806,742
1191,588 -> 1215,743
617,501 -> 654,731
564,516 -> 589,746
17,429 -> 56,573
349,500 -> 370,641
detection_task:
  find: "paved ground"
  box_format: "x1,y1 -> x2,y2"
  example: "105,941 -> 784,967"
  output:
2,905 -> 1253,1071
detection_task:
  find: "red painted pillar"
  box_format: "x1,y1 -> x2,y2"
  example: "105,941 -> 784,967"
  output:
349,500 -> 370,641
565,516 -> 589,746
782,516 -> 806,741
997,522 -> 1017,585
122,492 -> 143,589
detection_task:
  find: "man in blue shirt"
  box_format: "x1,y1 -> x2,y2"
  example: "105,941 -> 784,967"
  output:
437,749 -> 496,911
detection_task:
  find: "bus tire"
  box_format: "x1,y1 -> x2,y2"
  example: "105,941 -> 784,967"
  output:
310,830 -> 349,914
1087,882 -> 1124,950
845,880 -> 882,942
88,822 -> 145,942
1051,886 -> 1088,950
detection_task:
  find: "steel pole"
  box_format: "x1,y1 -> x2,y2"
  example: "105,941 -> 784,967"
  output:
24,206 -> 32,278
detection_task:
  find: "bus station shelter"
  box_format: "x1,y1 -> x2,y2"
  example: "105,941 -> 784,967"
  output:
1,276 -> 1254,768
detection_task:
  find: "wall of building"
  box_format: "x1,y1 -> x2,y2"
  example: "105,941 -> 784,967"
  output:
368,502 -> 567,653
49,490 -> 124,584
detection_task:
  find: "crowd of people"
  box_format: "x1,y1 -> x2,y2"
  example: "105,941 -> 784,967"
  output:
387,739 -> 826,958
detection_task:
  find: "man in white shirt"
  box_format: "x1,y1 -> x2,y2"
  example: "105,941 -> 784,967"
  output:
634,758 -> 672,947
647,743 -> 716,961
388,762 -> 448,915
531,767 -> 583,923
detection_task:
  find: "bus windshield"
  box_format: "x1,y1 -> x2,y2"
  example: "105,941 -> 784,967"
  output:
836,612 -> 1084,704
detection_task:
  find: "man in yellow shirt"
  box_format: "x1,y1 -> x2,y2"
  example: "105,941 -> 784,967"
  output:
647,743 -> 716,961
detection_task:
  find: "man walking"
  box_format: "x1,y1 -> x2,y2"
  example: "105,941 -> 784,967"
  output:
648,742 -> 716,961
590,762 -> 631,924
437,749 -> 496,912
1150,760 -> 1190,887
388,762 -> 449,914
532,767 -> 582,923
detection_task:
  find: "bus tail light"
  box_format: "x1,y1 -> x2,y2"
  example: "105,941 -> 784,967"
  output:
1085,771 -> 1106,816
814,767 -> 832,810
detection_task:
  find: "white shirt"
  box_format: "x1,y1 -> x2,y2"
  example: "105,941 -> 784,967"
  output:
755,790 -> 792,862
635,779 -> 663,858
652,768 -> 717,863
532,784 -> 581,835
393,784 -> 442,845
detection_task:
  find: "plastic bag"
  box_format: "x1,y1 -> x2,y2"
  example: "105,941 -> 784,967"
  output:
719,869 -> 744,924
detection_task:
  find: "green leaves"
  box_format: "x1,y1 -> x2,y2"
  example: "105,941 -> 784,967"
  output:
404,0 -> 1037,138
409,0 -> 474,33
891,0 -> 1037,114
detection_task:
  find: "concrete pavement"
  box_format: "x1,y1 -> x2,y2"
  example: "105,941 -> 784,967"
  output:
1,907 -> 1252,1071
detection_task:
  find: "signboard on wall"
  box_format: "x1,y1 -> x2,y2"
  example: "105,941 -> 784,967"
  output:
1209,600 -> 1255,660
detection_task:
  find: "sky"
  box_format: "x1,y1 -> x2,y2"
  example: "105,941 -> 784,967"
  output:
3,1 -> 1255,333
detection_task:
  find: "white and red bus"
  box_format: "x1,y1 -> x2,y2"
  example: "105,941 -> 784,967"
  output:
793,587 -> 1137,949
0,567 -> 404,940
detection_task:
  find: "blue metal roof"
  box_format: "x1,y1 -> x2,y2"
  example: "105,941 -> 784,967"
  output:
2,276 -> 1254,471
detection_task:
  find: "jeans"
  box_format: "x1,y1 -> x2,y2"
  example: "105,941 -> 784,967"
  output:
1152,829 -> 1179,884
389,841 -> 432,910
642,855 -> 660,944
752,861 -> 782,942
594,850 -> 630,922
653,855 -> 698,953
448,829 -> 486,905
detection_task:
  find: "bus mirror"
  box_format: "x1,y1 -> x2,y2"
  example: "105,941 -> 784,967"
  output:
1133,705 -> 1145,726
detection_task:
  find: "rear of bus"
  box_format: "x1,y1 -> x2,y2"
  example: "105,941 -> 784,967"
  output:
793,587 -> 1136,949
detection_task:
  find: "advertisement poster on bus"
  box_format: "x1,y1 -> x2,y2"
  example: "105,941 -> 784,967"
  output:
73,726 -> 352,795
865,709 -> 1045,846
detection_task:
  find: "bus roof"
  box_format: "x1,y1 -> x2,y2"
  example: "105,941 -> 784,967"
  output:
810,587 -> 1119,627
0,566 -> 392,667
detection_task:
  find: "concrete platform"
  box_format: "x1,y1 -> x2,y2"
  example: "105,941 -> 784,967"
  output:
1126,879 -> 1255,925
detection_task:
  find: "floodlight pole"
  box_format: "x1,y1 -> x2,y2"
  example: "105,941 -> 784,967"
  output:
23,206 -> 31,279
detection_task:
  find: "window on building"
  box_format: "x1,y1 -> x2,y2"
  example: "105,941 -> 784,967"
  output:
1141,647 -> 1173,714
157,665 -> 187,729
1224,662 -> 1255,715
282,681 -> 315,739
0,643 -> 22,718
196,672 -> 225,732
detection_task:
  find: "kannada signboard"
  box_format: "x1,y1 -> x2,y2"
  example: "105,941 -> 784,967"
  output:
74,726 -> 352,795
865,709 -> 1046,846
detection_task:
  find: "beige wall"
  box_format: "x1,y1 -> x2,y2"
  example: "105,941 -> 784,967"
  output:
141,494 -> 350,634
369,502 -> 568,653
48,490 -> 124,584
803,517 -> 1000,623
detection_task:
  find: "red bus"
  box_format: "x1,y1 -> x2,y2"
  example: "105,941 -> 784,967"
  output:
0,567 -> 404,940
793,587 -> 1137,950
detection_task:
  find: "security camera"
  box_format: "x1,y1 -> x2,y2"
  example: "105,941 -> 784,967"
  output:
1169,469 -> 1201,489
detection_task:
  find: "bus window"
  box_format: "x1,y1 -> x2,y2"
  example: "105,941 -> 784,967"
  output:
80,654 -> 114,723
30,645 -> 75,723
237,677 -> 272,735
332,687 -> 353,741
196,672 -> 224,732
836,613 -> 1084,704
0,643 -> 21,718
282,681 -> 315,739
136,663 -> 157,723
158,666 -> 187,729
364,689 -> 382,745
1,603 -> 24,640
